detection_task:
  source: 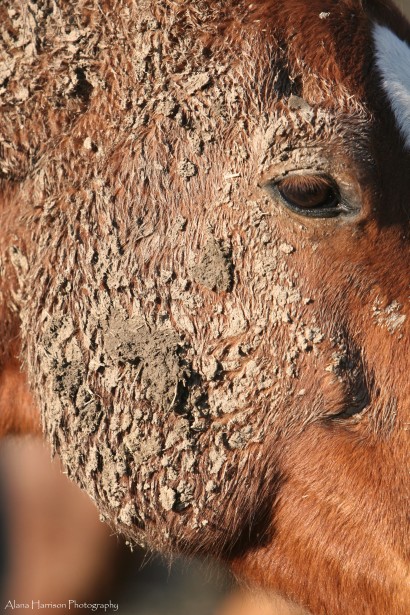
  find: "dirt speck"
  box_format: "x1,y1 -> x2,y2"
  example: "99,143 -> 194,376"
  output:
185,72 -> 211,95
279,243 -> 295,254
178,158 -> 197,179
160,486 -> 177,511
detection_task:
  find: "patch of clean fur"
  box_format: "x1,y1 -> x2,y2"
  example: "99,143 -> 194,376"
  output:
373,23 -> 410,150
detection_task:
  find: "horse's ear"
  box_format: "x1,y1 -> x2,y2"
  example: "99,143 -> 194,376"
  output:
373,23 -> 410,150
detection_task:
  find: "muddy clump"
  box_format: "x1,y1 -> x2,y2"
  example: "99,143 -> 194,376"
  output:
190,238 -> 233,293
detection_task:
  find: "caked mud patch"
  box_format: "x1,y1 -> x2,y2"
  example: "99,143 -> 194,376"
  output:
104,308 -> 186,410
190,238 -> 233,293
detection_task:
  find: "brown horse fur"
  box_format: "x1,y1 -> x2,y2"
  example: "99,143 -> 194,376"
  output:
1,1 -> 410,613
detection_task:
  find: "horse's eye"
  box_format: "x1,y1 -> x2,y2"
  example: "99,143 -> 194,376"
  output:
269,175 -> 342,218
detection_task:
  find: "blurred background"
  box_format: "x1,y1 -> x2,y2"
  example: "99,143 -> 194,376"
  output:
1,2 -> 410,614
397,0 -> 410,18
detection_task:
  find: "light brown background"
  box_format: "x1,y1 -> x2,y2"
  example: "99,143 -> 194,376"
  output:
396,0 -> 410,18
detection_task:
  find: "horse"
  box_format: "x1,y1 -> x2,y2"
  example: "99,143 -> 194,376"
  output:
1,1 -> 409,613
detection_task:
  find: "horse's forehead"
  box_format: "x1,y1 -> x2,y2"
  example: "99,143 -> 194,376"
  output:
229,2 -> 410,162
194,2 -> 372,113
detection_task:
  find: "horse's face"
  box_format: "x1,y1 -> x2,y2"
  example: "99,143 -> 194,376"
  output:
2,1 -> 410,614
